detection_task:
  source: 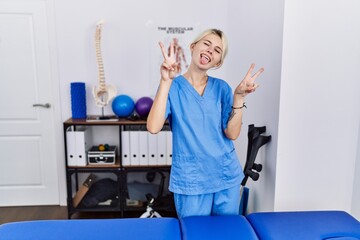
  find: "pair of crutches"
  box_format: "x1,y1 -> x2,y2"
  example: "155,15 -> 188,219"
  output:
239,124 -> 271,215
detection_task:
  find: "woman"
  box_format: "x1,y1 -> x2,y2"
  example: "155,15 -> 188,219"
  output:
147,29 -> 264,218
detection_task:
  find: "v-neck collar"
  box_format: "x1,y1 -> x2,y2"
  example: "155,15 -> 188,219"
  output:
179,75 -> 212,100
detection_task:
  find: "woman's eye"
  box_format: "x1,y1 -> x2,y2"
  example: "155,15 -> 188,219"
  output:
203,42 -> 209,46
215,50 -> 221,54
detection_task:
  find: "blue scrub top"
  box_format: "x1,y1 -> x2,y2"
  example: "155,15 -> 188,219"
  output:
165,75 -> 244,195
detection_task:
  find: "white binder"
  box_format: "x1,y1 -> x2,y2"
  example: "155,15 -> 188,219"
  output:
139,131 -> 148,166
157,131 -> 167,165
129,131 -> 140,166
66,126 -> 91,166
148,132 -> 157,166
66,127 -> 77,166
121,130 -> 131,166
166,131 -> 173,165
75,126 -> 91,166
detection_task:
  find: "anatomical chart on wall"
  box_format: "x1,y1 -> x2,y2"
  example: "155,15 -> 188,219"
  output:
148,25 -> 199,95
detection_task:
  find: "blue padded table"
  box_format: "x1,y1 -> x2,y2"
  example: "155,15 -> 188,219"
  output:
247,211 -> 360,240
180,215 -> 259,240
0,217 -> 181,240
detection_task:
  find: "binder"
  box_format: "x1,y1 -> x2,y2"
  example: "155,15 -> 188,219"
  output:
66,126 -> 91,166
139,131 -> 148,166
121,130 -> 131,166
66,127 -> 77,166
129,131 -> 140,166
148,132 -> 157,166
166,131 -> 173,165
75,126 -> 91,166
157,131 -> 167,165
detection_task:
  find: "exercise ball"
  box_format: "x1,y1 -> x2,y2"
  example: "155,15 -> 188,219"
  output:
112,95 -> 135,117
135,97 -> 153,117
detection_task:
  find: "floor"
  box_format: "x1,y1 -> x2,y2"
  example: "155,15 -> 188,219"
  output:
0,206 -> 67,224
0,205 -> 176,224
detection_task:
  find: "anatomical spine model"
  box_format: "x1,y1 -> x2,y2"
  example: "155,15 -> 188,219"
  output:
92,20 -> 117,108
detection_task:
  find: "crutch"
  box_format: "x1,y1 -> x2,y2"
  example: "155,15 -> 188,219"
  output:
239,124 -> 271,215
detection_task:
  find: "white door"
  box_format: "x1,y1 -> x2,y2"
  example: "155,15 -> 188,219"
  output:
0,1 -> 59,205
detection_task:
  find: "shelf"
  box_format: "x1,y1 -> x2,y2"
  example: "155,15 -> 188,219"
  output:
67,165 -> 171,170
74,205 -> 121,211
64,117 -> 147,126
67,159 -> 121,169
63,118 -> 175,219
64,117 -> 168,126
122,165 -> 171,170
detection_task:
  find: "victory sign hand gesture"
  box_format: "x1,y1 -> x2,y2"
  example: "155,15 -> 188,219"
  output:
235,63 -> 264,98
159,41 -> 179,82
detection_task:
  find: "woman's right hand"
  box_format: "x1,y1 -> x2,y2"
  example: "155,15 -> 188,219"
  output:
159,41 -> 179,82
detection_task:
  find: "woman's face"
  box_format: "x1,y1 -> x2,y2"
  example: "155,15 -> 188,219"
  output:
191,33 -> 224,70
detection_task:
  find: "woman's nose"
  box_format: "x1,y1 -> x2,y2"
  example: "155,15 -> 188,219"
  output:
207,49 -> 213,54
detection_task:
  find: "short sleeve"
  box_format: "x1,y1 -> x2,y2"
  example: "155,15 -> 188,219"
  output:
221,83 -> 234,130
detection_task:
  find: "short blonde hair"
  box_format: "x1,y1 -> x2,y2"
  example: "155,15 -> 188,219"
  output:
191,29 -> 228,67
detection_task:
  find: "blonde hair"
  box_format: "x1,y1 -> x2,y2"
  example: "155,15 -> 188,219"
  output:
191,29 -> 228,67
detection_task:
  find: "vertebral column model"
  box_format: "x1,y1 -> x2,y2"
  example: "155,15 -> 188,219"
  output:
92,20 -> 117,108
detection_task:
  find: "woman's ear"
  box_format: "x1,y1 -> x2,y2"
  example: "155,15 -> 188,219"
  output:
190,43 -> 195,52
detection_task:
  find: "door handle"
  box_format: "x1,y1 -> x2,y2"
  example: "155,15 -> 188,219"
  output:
32,103 -> 51,108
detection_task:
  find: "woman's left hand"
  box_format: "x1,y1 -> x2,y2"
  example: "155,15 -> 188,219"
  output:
235,63 -> 264,98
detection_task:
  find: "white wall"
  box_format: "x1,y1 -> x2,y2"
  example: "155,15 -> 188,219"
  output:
54,0 -> 230,120
228,0 -> 284,213
275,0 -> 360,214
351,120 -> 360,219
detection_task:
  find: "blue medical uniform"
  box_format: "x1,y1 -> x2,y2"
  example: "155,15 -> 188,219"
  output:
165,75 -> 244,197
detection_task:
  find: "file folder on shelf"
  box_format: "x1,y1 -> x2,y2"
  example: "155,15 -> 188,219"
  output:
139,131 -> 148,166
166,131 -> 172,165
66,126 -> 92,166
66,127 -> 77,166
121,130 -> 131,166
157,131 -> 167,165
148,132 -> 157,165
75,126 -> 92,166
129,131 -> 140,166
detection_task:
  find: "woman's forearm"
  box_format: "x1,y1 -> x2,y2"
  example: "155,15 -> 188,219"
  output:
146,79 -> 172,134
224,97 -> 245,140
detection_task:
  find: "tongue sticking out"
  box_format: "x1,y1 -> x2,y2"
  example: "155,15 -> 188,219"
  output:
200,55 -> 210,65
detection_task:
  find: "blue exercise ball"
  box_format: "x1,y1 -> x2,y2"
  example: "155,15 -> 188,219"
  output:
112,95 -> 135,117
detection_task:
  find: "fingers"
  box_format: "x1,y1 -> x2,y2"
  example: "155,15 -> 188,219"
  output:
245,63 -> 264,80
159,42 -> 167,60
252,67 -> 264,80
161,60 -> 178,72
159,41 -> 176,71
245,83 -> 259,92
169,42 -> 174,58
159,41 -> 176,59
236,81 -> 260,96
246,82 -> 259,89
161,61 -> 172,71
245,63 -> 255,78
251,83 -> 260,92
